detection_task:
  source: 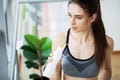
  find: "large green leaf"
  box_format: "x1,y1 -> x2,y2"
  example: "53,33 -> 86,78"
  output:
29,74 -> 40,79
23,50 -> 38,61
41,49 -> 51,57
40,37 -> 52,52
25,61 -> 39,69
41,49 -> 51,65
40,37 -> 52,56
21,45 -> 36,52
40,37 -> 52,65
24,34 -> 40,50
21,45 -> 38,61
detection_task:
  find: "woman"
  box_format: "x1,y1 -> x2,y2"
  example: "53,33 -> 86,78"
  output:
48,0 -> 114,80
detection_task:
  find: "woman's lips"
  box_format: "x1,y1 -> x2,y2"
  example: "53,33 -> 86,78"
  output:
71,26 -> 77,30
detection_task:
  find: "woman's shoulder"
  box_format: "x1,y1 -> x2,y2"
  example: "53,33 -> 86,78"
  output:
106,35 -> 114,50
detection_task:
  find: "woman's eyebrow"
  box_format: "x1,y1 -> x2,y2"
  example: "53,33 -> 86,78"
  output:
68,12 -> 83,17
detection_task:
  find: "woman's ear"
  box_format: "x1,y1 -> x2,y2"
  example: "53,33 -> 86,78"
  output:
90,13 -> 97,23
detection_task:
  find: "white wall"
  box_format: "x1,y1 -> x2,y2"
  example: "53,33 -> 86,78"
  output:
101,0 -> 120,50
48,1 -> 69,38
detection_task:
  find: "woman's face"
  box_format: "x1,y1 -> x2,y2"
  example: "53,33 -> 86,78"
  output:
68,3 -> 95,32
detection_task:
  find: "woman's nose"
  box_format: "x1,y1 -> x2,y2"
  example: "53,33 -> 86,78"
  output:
70,17 -> 75,25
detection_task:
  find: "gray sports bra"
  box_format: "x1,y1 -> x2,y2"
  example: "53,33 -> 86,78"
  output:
61,28 -> 99,78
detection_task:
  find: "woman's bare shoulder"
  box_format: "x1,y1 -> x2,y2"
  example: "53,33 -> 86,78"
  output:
106,35 -> 114,49
105,35 -> 114,58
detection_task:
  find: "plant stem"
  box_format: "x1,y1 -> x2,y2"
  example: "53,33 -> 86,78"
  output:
37,49 -> 43,80
37,28 -> 43,80
35,6 -> 43,80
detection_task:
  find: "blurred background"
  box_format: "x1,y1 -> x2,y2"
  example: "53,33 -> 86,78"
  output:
0,0 -> 120,80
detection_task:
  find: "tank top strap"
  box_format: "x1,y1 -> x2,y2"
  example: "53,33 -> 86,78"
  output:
66,28 -> 71,44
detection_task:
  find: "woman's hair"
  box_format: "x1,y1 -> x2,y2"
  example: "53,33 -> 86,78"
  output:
68,0 -> 108,69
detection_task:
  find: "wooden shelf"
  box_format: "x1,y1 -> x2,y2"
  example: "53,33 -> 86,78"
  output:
113,50 -> 120,54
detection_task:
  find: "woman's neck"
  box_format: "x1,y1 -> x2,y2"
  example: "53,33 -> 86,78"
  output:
70,28 -> 94,43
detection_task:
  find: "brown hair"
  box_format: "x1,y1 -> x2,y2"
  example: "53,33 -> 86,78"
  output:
68,0 -> 108,69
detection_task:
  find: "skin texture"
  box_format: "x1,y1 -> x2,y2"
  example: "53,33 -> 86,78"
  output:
50,3 -> 114,80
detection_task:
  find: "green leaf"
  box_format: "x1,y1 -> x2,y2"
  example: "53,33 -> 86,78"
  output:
23,50 -> 38,61
25,61 -> 39,69
42,49 -> 51,58
41,49 -> 51,65
21,45 -> 36,52
40,37 -> 52,52
40,37 -> 52,57
40,37 -> 52,65
29,74 -> 40,79
24,34 -> 39,50
41,58 -> 48,65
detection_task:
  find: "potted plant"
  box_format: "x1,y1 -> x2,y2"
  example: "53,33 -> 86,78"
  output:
20,34 -> 52,80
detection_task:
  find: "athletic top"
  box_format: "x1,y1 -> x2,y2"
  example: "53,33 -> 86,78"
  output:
61,28 -> 99,78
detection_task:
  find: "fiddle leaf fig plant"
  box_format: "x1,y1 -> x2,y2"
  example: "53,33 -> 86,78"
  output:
21,34 -> 52,79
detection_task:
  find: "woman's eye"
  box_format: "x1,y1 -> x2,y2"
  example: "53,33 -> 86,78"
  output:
77,17 -> 82,19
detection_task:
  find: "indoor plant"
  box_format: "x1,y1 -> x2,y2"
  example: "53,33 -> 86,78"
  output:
21,34 -> 52,80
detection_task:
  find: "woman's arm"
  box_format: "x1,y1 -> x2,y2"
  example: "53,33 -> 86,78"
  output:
100,36 -> 114,80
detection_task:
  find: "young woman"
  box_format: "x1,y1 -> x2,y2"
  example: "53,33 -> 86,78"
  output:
48,0 -> 114,80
